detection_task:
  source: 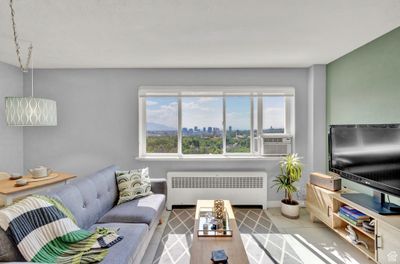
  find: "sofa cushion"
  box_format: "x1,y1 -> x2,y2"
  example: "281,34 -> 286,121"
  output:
47,165 -> 119,229
0,228 -> 24,262
90,223 -> 148,264
98,194 -> 165,228
115,167 -> 152,205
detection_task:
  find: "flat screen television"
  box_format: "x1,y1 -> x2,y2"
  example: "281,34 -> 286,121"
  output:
329,124 -> 400,215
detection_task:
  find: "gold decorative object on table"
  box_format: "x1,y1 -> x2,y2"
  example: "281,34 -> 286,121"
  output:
214,199 -> 227,231
214,199 -> 224,219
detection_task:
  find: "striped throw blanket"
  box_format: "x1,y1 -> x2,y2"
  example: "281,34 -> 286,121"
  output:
0,195 -> 123,263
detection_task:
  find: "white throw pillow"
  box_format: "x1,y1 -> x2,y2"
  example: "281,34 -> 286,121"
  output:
115,167 -> 152,205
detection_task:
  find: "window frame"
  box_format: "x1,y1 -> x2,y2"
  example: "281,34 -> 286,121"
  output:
138,86 -> 295,160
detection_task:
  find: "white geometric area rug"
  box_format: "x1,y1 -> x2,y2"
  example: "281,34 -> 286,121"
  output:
152,208 -> 302,264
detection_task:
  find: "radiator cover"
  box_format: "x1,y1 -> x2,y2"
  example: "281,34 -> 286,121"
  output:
166,171 -> 268,210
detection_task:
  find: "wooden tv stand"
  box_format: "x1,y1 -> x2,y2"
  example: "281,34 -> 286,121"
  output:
306,183 -> 400,263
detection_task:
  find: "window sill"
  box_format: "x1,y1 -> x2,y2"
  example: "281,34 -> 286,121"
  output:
136,155 -> 283,161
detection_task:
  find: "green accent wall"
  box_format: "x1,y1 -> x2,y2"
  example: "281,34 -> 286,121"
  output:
326,26 -> 400,200
327,27 -> 400,125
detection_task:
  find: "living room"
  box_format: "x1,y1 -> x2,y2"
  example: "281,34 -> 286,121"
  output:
0,1 -> 400,264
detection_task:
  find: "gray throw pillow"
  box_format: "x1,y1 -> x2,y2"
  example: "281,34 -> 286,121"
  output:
115,167 -> 152,205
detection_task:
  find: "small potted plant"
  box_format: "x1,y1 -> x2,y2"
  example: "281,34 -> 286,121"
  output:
272,153 -> 303,219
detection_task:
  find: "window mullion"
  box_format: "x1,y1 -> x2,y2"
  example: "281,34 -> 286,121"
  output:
250,96 -> 254,153
223,96 -> 227,155
285,96 -> 290,135
258,96 -> 263,155
141,97 -> 147,156
178,97 -> 182,155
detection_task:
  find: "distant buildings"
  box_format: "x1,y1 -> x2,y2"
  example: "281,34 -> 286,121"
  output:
264,126 -> 284,134
212,127 -> 220,134
149,124 -> 281,137
180,126 -> 222,136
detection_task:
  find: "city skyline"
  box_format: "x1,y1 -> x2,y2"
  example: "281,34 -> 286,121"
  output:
147,124 -> 284,134
146,96 -> 285,131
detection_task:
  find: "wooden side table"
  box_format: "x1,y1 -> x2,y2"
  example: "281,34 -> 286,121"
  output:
0,172 -> 76,206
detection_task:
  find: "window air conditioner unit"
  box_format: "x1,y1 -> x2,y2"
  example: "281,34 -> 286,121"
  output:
262,135 -> 292,156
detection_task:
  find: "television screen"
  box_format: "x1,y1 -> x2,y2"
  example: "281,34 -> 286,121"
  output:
329,124 -> 400,197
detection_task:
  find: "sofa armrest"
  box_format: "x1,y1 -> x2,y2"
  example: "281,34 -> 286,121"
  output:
151,178 -> 167,196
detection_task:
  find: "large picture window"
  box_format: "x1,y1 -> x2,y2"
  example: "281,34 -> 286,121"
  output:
139,87 -> 294,159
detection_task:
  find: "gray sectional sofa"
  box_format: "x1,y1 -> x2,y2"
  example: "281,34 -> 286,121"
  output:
0,165 -> 167,264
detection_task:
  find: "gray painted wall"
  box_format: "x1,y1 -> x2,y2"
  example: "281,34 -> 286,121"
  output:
0,62 -> 23,175
23,68 -> 324,202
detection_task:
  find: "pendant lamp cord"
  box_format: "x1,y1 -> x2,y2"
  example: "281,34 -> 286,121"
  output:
31,51 -> 34,97
9,0 -> 33,73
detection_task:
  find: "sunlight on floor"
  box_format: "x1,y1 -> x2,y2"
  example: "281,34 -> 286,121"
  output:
147,208 -> 371,264
281,233 -> 364,264
266,207 -> 371,264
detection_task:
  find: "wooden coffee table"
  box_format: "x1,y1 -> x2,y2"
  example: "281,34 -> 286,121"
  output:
190,200 -> 249,264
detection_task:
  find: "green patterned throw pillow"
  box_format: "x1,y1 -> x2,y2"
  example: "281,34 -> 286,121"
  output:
115,167 -> 152,205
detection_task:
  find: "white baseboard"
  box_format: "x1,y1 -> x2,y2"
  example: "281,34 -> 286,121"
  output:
267,200 -> 305,208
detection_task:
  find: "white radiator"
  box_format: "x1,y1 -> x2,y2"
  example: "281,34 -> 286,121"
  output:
166,171 -> 268,210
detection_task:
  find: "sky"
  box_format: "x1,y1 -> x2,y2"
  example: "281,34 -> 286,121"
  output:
146,97 -> 178,130
226,97 -> 251,130
146,96 -> 285,131
182,97 -> 222,129
263,96 -> 285,130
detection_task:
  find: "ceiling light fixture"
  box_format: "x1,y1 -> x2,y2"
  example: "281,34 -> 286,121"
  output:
5,0 -> 57,126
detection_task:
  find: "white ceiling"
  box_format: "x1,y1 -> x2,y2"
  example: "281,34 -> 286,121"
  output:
0,0 -> 399,69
